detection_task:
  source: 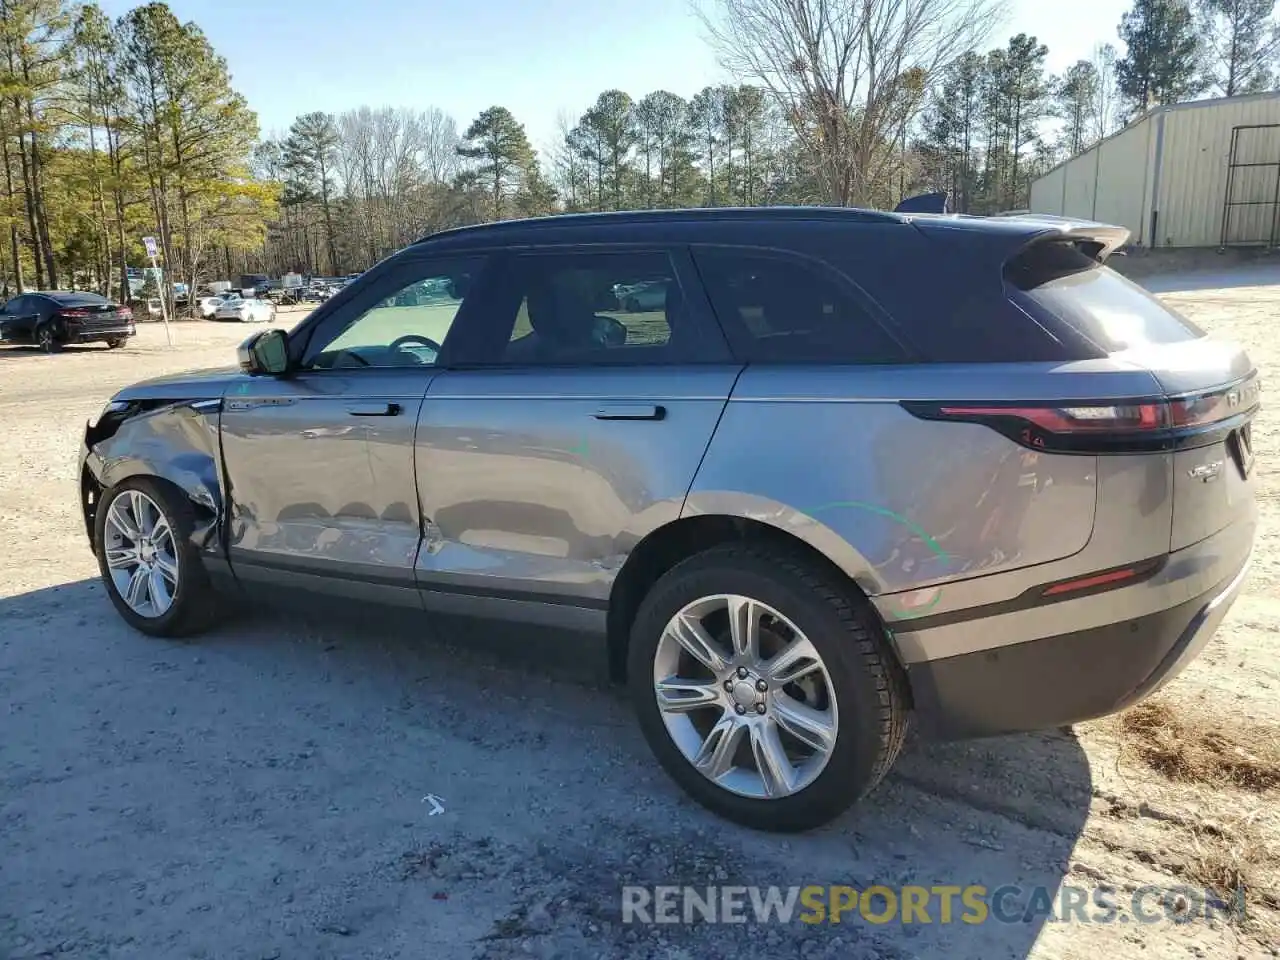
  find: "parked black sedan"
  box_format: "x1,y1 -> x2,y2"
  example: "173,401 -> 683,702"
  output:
0,291 -> 136,352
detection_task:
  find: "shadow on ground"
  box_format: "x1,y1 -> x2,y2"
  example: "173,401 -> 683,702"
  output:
0,343 -> 120,360
1,579 -> 1093,959
1131,262 -> 1280,293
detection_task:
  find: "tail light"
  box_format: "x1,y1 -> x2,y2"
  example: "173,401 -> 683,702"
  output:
902,376 -> 1260,454
117,307 -> 133,320
58,309 -> 91,319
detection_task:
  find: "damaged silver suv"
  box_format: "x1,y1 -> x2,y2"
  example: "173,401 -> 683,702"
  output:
80,208 -> 1258,831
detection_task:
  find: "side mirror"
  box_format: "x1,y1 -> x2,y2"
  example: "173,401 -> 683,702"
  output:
238,328 -> 290,376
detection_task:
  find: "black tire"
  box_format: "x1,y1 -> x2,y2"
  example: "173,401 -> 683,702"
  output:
93,477 -> 222,638
627,543 -> 909,832
35,323 -> 60,353
106,338 -> 127,349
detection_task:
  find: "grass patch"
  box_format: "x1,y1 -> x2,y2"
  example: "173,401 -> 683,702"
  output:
1121,698 -> 1280,792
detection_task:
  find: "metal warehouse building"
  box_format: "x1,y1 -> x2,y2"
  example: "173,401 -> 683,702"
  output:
1029,92 -> 1280,248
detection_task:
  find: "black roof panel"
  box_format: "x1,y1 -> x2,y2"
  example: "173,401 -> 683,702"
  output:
415,206 -> 907,245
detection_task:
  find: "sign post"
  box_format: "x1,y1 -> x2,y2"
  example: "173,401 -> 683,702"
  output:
142,236 -> 173,347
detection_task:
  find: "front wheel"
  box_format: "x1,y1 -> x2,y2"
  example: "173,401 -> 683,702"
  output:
628,544 -> 909,832
94,478 -> 222,637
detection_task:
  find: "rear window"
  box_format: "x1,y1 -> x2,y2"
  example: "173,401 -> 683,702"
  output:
1006,242 -> 1204,352
52,292 -> 110,306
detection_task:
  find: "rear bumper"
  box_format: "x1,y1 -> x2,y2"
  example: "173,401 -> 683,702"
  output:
908,547 -> 1251,739
68,322 -> 135,343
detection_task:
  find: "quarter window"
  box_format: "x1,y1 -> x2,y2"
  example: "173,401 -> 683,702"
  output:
692,249 -> 906,363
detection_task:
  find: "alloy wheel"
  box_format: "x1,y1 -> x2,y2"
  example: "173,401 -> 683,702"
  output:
102,489 -> 179,618
652,594 -> 839,800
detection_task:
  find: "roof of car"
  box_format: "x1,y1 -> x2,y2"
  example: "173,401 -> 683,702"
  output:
35,290 -> 110,303
415,206 -> 906,245
412,206 -> 1129,255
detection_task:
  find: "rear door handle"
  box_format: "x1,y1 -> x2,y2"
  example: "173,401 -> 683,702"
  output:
346,402 -> 401,417
593,403 -> 665,421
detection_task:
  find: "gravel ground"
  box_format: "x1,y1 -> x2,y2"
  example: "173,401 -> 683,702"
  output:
1,292 -> 1278,960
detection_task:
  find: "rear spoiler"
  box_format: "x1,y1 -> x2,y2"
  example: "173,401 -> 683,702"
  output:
894,192 -> 948,214
994,214 -> 1131,262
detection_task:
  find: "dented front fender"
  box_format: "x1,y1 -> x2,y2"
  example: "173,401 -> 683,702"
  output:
80,399 -> 224,553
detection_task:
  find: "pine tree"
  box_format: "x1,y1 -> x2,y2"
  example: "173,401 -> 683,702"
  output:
119,3 -> 259,311
1197,0 -> 1280,95
1116,0 -> 1205,115
456,106 -> 535,220
284,112 -> 340,273
0,0 -> 71,288
1002,34 -> 1051,208
1056,61 -> 1102,155
919,52 -> 986,212
577,91 -> 636,211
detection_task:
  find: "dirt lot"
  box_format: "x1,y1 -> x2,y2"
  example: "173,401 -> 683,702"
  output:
1,287 -> 1278,960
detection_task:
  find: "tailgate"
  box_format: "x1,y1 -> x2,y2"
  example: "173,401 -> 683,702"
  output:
1141,359 -> 1261,550
1006,238 -> 1261,552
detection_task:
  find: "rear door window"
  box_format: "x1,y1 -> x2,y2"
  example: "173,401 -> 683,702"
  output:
691,247 -> 907,364
1006,242 -> 1205,352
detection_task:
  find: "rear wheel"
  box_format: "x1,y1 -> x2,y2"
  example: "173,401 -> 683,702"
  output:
94,478 -> 221,637
106,337 -> 127,349
35,323 -> 59,353
628,544 -> 909,832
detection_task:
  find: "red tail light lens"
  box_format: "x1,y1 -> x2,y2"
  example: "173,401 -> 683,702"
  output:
59,309 -> 91,319
117,307 -> 133,320
937,402 -> 1166,434
904,376 -> 1259,454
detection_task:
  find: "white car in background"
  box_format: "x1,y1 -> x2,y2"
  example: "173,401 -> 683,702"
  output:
213,296 -> 275,323
197,296 -> 224,319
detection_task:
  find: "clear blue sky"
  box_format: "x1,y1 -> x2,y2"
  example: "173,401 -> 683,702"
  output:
99,0 -> 1131,153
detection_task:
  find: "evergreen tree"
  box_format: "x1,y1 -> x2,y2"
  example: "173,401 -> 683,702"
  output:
1197,0 -> 1280,95
283,112 -> 340,273
456,106 -> 535,220
1056,61 -> 1102,155
1116,0 -> 1204,115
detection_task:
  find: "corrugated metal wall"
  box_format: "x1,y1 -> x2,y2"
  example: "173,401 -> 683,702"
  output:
1029,166 -> 1064,215
1028,119 -> 1154,243
1094,120 -> 1156,243
1158,96 -> 1280,246
1029,93 -> 1280,248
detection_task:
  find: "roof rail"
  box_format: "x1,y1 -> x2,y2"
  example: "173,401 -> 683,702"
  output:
414,206 -> 905,245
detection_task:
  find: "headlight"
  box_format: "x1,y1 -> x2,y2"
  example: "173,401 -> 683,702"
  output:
90,399 -> 130,429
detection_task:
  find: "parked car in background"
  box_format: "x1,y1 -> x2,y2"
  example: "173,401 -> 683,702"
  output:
197,296 -> 225,319
77,208 -> 1258,832
613,279 -> 667,312
213,297 -> 275,323
0,291 -> 134,351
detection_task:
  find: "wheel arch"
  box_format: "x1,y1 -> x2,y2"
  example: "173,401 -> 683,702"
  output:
606,510 -> 887,683
83,402 -> 223,553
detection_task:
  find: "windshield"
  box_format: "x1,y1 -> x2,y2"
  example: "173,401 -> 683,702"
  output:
1006,241 -> 1204,352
